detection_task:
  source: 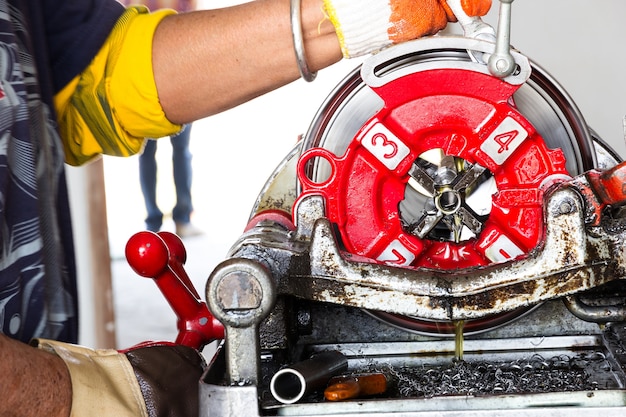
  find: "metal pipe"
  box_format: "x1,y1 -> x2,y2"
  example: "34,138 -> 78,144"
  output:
563,295 -> 626,323
270,351 -> 348,404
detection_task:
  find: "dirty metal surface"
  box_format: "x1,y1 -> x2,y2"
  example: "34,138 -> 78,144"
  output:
371,353 -> 612,397
256,330 -> 626,416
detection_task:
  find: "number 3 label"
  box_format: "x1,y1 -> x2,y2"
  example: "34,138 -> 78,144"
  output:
361,121 -> 410,171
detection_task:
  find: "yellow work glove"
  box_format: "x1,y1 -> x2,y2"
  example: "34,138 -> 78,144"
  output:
324,0 -> 492,58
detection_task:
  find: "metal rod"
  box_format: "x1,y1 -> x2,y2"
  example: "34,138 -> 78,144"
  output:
563,295 -> 626,323
270,351 -> 348,404
488,0 -> 516,78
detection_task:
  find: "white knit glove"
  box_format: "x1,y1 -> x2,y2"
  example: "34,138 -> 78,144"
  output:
323,0 -> 492,58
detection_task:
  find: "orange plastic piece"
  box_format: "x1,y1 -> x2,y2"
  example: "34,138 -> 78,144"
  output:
324,373 -> 388,401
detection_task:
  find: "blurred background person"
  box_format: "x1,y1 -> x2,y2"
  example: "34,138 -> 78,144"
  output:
121,0 -> 203,238
139,124 -> 203,236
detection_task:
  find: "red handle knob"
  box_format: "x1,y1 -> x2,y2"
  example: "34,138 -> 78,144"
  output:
125,231 -> 169,278
125,231 -> 224,349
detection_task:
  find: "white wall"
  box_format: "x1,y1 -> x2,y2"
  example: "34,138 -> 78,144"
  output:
501,0 -> 626,157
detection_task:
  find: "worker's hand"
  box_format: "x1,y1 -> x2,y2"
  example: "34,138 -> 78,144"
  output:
324,0 -> 492,58
122,342 -> 206,417
35,339 -> 206,417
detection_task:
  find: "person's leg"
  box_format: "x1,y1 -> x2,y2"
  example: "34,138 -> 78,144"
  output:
171,124 -> 193,225
138,139 -> 163,232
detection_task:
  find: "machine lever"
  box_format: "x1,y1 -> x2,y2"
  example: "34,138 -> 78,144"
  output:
156,231 -> 201,299
125,231 -> 224,350
488,0 -> 516,78
446,0 -> 516,78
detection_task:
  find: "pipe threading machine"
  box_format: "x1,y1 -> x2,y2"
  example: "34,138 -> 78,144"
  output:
126,5 -> 626,416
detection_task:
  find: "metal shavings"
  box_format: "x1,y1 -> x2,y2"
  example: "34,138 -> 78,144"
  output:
366,353 -> 607,398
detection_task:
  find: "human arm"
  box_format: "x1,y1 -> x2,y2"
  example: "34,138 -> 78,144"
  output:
0,334 -> 72,417
151,0 -> 342,123
151,0 -> 492,124
55,0 -> 490,165
1,333 -> 206,417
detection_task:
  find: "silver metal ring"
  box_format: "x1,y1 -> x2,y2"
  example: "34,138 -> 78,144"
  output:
290,0 -> 317,82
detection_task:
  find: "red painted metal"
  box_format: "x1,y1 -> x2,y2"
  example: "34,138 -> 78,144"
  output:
125,231 -> 224,349
587,161 -> 626,205
244,209 -> 296,232
296,68 -> 569,270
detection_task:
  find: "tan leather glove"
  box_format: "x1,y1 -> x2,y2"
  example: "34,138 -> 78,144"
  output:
35,339 -> 205,417
324,0 -> 492,58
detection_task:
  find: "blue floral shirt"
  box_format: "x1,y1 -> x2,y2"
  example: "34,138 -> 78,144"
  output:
0,0 -> 124,343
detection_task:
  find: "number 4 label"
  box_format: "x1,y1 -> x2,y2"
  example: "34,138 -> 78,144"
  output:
480,116 -> 528,166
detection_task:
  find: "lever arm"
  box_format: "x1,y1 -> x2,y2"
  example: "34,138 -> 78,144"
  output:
125,231 -> 224,350
447,0 -> 516,78
488,0 -> 516,78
